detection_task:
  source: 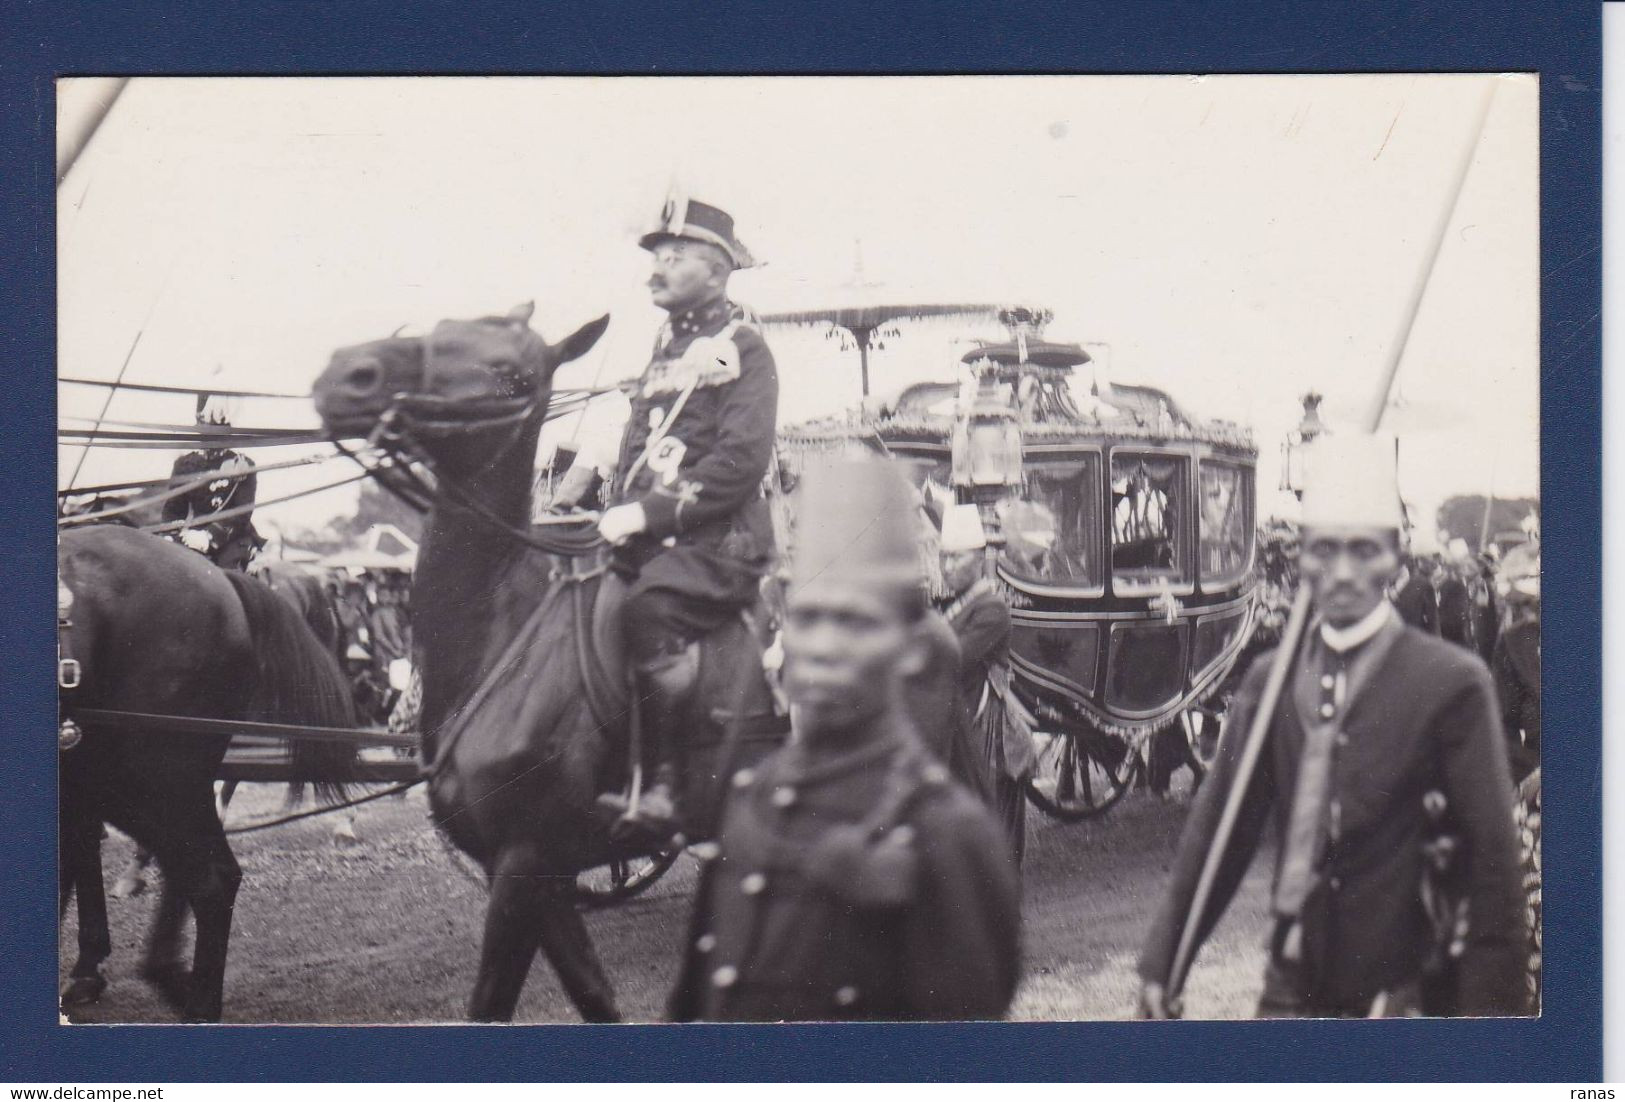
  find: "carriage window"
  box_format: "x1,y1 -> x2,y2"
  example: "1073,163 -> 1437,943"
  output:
996,456 -> 1103,590
1199,460 -> 1253,583
1110,452 -> 1189,589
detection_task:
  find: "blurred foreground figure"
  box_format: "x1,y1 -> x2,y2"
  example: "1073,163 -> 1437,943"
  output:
670,459 -> 1020,1021
1137,434 -> 1525,1018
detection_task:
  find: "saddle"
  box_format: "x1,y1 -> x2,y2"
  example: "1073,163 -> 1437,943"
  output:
580,571 -> 788,836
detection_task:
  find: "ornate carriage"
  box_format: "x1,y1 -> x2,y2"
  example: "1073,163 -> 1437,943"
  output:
774,307 -> 1260,819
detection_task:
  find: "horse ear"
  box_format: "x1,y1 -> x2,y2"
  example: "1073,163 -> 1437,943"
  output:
505,301 -> 536,328
555,314 -> 611,366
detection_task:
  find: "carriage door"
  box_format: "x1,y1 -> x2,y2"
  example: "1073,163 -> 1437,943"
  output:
1192,457 -> 1256,687
1105,449 -> 1192,720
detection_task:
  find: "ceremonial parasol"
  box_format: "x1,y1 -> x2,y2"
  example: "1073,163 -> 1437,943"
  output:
755,245 -> 1008,396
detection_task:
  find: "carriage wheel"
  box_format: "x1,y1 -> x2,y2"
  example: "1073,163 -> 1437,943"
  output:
574,845 -> 683,909
1024,728 -> 1138,822
1179,705 -> 1224,786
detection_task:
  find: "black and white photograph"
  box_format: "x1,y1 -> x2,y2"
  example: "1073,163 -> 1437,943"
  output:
55,74 -> 1541,1025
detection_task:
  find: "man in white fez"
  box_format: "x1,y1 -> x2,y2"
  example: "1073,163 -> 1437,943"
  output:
1137,434 -> 1526,1018
669,459 -> 1020,1021
567,193 -> 779,844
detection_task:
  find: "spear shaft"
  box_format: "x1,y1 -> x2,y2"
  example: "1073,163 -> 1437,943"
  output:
1165,77 -> 1501,1005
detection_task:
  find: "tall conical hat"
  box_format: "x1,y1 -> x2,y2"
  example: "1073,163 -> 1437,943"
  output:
790,458 -> 923,596
1300,433 -> 1404,531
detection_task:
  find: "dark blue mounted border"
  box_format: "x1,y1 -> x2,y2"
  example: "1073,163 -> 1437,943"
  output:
0,0 -> 1599,1082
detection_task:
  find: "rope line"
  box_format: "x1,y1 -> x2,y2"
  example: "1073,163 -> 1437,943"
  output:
58,453 -> 335,499
138,470 -> 369,535
224,781 -> 421,836
58,451 -> 353,527
61,374 -> 618,403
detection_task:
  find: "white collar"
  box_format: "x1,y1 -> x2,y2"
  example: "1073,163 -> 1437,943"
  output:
1320,600 -> 1394,654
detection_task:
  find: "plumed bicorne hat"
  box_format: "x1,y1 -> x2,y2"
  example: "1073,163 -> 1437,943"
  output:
195,391 -> 239,427
639,187 -> 756,270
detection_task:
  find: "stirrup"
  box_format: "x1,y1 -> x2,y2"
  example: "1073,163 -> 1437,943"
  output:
601,780 -> 682,848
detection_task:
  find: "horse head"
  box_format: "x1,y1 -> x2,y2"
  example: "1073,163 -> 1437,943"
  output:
314,303 -> 609,481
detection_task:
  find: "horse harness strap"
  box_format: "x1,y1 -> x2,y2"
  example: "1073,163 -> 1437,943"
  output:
58,581 -> 84,750
572,568 -> 629,732
424,582 -> 568,780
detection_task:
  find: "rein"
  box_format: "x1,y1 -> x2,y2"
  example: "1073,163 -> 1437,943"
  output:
364,398 -> 606,559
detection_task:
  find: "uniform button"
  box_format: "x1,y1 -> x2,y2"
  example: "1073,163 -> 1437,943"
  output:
696,934 -> 717,953
1329,877 -> 1342,891
834,985 -> 859,1007
741,872 -> 767,896
732,768 -> 757,789
922,763 -> 949,785
1320,674 -> 1336,690
771,786 -> 797,809
1319,703 -> 1336,719
1335,732 -> 1349,748
712,965 -> 738,989
890,825 -> 916,845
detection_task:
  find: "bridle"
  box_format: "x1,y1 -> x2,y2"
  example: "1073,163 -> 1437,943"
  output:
353,389 -> 607,560
349,388 -> 620,780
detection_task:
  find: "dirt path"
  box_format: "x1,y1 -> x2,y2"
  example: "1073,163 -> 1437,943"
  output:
60,779 -> 1271,1024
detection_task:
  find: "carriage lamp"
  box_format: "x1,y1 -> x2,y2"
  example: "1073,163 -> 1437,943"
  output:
952,365 -> 1025,491
1279,391 -> 1328,498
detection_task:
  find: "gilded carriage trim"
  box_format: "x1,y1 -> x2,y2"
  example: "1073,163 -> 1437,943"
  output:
1006,590 -> 1255,622
772,305 -> 1261,812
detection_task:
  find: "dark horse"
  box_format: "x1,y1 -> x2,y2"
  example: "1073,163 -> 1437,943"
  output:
312,304 -> 784,1022
58,525 -> 358,1021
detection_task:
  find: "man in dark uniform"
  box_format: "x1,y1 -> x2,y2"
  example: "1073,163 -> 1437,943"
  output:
1491,542 -> 1540,783
1437,546 -> 1476,651
935,503 -> 1028,864
577,195 -> 778,843
1471,552 -> 1501,667
669,459 -> 1021,1022
162,392 -> 264,570
1137,434 -> 1525,1018
1390,552 -> 1440,634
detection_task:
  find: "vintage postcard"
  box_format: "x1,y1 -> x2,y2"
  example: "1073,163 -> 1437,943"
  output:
55,74 -> 1539,1029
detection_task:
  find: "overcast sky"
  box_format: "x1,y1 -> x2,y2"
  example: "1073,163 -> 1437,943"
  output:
57,74 -> 1539,544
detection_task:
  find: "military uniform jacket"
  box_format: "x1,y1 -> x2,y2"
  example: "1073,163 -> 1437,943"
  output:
942,580 -> 1017,790
1138,623 -> 1526,1015
669,717 -> 1021,1022
162,448 -> 262,557
611,298 -> 777,567
1393,572 -> 1440,635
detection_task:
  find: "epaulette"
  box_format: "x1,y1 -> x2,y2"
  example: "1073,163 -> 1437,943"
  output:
642,321 -> 744,397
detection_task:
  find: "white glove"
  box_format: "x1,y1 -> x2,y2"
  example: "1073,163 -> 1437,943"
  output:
179,528 -> 213,553
597,503 -> 648,546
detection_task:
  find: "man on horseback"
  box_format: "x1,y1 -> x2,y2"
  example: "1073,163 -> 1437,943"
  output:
162,392 -> 265,571
568,195 -> 778,843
